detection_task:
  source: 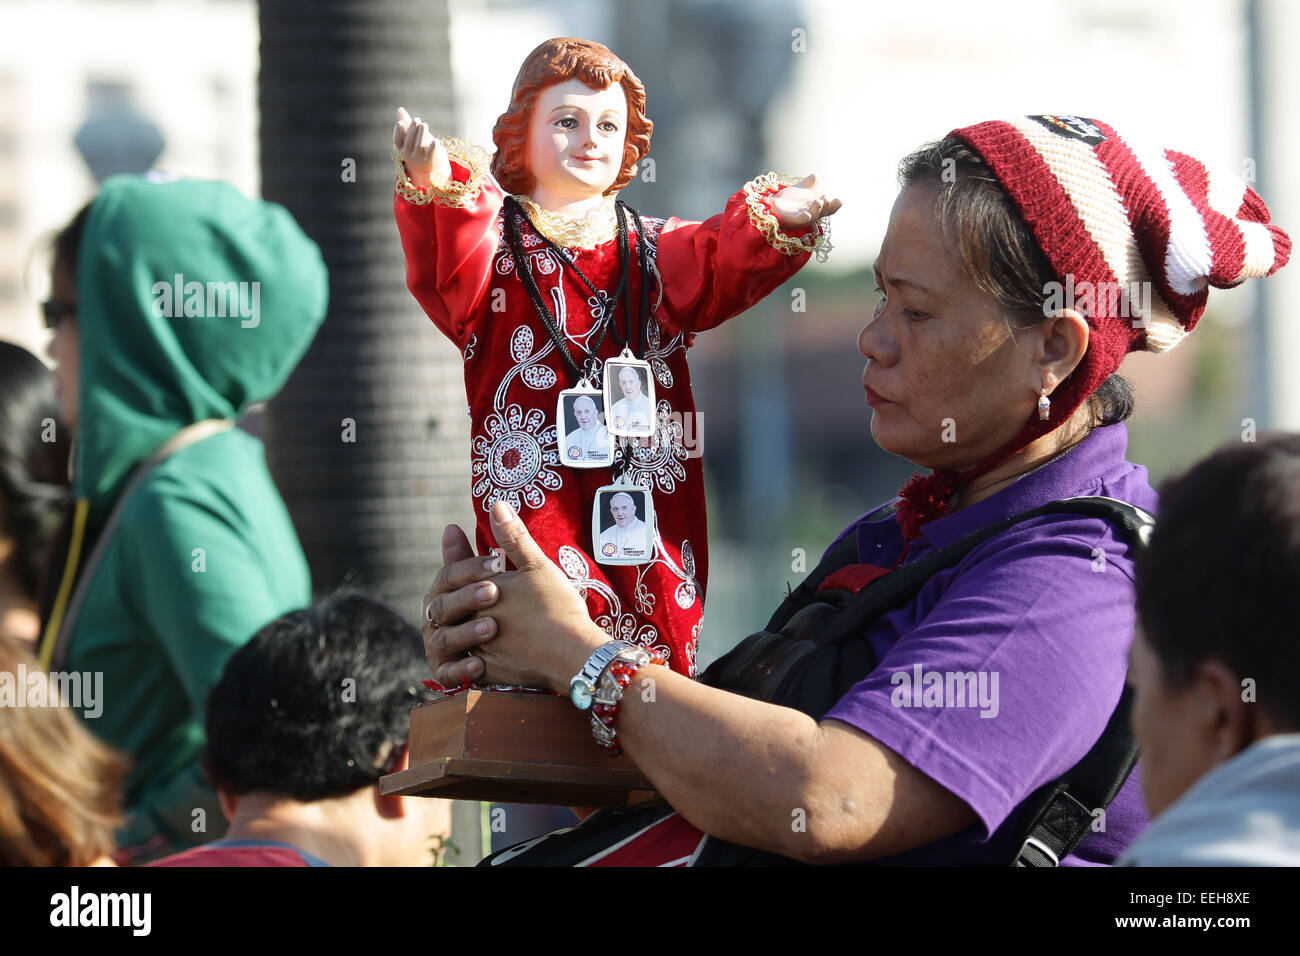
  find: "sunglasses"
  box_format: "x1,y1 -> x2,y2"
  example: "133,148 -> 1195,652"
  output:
42,300 -> 77,330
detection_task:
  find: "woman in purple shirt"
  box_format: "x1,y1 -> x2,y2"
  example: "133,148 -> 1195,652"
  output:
422,115 -> 1290,866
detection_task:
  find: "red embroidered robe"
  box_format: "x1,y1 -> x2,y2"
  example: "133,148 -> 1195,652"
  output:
394,142 -> 816,677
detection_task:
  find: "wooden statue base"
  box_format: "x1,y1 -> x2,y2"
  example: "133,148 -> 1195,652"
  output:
380,690 -> 661,809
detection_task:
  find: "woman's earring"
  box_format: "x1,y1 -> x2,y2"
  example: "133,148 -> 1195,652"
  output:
1037,388 -> 1051,421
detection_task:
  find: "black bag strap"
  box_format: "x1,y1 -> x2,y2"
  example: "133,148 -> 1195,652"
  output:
764,530 -> 863,632
1003,498 -> 1151,866
770,496 -> 1151,636
815,496 -> 1153,653
770,496 -> 1153,715
1011,683 -> 1141,866
704,495 -> 1154,713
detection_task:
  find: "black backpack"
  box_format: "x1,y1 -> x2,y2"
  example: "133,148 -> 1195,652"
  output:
694,495 -> 1154,866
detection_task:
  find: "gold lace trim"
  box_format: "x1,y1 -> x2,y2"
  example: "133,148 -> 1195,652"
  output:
392,138 -> 491,208
512,194 -> 619,250
743,172 -> 833,263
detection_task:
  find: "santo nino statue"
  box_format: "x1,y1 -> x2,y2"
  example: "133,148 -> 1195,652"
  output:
393,37 -> 837,679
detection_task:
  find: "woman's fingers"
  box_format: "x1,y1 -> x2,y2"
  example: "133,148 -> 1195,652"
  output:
422,618 -> 496,685
418,523 -> 505,677
424,574 -> 499,631
420,522 -> 511,681
441,523 -> 475,566
489,500 -> 551,571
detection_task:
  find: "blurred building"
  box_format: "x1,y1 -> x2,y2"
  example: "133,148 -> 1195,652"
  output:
0,0 -> 258,352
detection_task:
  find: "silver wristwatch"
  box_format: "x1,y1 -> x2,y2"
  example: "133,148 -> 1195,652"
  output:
568,640 -> 634,711
589,646 -> 657,748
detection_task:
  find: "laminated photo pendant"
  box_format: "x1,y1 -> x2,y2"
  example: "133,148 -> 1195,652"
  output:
557,385 -> 613,468
591,479 -> 656,566
603,349 -> 655,438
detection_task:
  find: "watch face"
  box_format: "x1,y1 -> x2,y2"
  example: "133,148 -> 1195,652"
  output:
569,677 -> 593,711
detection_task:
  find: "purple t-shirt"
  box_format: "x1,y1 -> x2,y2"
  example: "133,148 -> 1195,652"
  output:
821,422 -> 1154,865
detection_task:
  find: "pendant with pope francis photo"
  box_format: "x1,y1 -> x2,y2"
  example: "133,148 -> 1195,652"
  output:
557,385 -> 614,469
591,475 -> 656,566
602,350 -> 656,439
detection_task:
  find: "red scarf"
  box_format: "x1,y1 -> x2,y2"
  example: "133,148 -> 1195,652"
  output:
896,469 -> 963,545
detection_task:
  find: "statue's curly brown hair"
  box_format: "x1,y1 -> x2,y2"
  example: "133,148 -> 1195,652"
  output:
491,37 -> 653,197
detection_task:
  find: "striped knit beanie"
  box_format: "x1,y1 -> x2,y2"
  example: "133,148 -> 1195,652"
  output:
896,114 -> 1291,543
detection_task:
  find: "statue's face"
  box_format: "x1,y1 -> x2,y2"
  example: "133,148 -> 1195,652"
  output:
527,78 -> 627,207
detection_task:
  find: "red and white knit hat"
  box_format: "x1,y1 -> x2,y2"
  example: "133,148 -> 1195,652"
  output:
896,114 -> 1291,543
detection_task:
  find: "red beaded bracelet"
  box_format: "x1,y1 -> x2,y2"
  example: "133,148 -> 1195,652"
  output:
591,649 -> 666,757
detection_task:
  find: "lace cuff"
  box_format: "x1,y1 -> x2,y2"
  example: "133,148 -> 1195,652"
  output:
743,172 -> 833,263
392,138 -> 491,207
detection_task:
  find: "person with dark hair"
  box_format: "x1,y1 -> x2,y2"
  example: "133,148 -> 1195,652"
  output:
149,593 -> 450,867
1119,434 -> 1300,865
0,635 -> 127,867
39,177 -> 329,863
0,342 -> 70,650
423,116 -> 1289,866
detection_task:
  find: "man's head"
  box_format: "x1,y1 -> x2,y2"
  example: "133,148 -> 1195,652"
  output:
618,366 -> 641,400
573,395 -> 598,430
204,592 -> 446,865
1131,434 -> 1300,816
609,492 -> 635,528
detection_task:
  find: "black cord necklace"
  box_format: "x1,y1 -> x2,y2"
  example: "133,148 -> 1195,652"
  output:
503,196 -> 629,383
502,196 -> 657,484
502,196 -> 652,383
621,201 -> 651,359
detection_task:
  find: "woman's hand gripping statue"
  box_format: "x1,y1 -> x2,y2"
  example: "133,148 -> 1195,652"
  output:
421,502 -> 610,692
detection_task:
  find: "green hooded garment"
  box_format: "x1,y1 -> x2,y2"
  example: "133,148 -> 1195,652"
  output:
44,175 -> 328,858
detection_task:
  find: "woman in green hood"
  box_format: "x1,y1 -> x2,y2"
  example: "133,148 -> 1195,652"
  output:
40,175 -> 329,863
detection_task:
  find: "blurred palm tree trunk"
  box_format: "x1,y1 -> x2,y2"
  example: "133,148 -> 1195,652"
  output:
258,0 -> 470,619
258,0 -> 480,860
